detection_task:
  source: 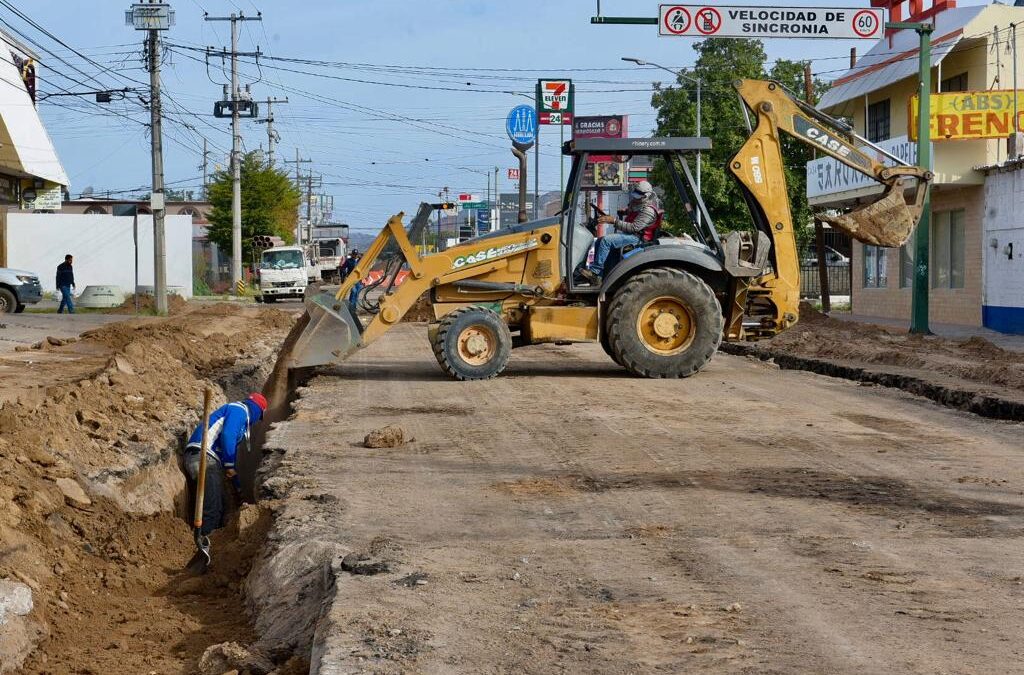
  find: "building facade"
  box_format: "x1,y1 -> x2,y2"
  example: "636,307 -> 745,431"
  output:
812,1 -> 1024,330
0,28 -> 69,267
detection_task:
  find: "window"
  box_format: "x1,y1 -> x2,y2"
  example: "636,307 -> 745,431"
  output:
899,244 -> 915,288
932,209 -> 965,289
940,72 -> 968,93
867,99 -> 891,143
83,205 -> 107,215
178,206 -> 199,222
863,244 -> 888,288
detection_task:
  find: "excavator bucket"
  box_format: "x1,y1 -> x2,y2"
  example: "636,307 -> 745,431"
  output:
286,291 -> 363,369
817,177 -> 922,248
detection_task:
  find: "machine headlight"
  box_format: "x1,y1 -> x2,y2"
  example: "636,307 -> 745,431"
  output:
15,275 -> 36,283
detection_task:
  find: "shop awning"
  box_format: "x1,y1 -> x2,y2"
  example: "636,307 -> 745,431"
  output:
0,38 -> 68,187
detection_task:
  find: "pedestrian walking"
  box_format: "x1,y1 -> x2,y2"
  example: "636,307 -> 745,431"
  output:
55,254 -> 75,314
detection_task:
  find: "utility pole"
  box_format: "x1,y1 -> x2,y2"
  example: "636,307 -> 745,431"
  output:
890,20 -> 934,335
304,174 -> 322,244
205,11 -> 262,294
199,138 -> 212,199
127,1 -> 174,315
257,97 -> 288,166
284,149 -> 311,243
805,63 -> 831,315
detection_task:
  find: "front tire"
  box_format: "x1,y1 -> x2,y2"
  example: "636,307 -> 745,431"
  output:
0,288 -> 16,314
606,268 -> 723,378
430,306 -> 512,381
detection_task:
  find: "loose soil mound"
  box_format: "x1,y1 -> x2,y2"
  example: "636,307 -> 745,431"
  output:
0,303 -> 295,673
402,294 -> 434,322
748,303 -> 1024,399
109,293 -> 189,315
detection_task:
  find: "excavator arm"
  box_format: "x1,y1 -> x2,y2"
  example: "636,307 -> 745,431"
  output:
727,79 -> 931,336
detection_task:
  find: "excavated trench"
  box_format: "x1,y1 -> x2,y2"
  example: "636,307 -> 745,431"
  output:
7,312 -> 324,675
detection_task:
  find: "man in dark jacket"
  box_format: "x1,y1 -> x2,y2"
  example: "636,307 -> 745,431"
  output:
184,392 -> 267,534
55,254 -> 75,314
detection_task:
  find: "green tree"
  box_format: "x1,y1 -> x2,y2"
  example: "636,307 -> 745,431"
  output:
206,151 -> 301,263
649,39 -> 828,251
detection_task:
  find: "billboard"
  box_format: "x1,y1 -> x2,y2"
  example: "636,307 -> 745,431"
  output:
572,115 -> 629,191
910,90 -> 1024,141
499,192 -> 535,227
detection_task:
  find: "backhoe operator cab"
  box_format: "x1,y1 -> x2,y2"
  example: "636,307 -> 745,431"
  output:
287,79 -> 930,381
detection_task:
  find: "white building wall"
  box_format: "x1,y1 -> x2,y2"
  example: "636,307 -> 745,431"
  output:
981,168 -> 1024,333
5,213 -> 193,297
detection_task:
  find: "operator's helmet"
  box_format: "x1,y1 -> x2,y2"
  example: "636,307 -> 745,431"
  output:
629,180 -> 654,201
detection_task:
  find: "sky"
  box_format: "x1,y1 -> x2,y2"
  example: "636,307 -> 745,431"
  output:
13,0 -> 997,231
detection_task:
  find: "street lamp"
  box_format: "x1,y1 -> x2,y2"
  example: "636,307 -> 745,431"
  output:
622,57 -> 703,218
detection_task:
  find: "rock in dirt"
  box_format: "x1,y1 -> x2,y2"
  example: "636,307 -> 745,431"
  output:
53,477 -> 92,507
340,551 -> 392,575
364,425 -> 405,448
0,579 -> 33,623
197,641 -> 274,675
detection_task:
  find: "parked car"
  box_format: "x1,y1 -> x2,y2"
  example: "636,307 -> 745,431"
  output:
0,267 -> 43,313
802,246 -> 851,267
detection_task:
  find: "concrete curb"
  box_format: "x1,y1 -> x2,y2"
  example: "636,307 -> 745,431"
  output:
721,343 -> 1024,422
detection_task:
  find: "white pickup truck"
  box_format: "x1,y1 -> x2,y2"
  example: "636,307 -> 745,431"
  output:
257,245 -> 319,302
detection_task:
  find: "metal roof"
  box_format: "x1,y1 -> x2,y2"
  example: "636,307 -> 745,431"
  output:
818,5 -> 987,112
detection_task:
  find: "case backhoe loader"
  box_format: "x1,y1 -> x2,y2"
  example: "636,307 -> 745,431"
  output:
287,79 -> 932,380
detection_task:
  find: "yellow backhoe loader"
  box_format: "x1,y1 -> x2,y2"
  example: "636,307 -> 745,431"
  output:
287,79 -> 931,380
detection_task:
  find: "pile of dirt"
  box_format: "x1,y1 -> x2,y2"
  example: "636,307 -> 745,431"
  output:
0,303 -> 298,673
741,303 -> 1024,404
364,425 -> 406,448
402,293 -> 434,322
109,293 -> 189,315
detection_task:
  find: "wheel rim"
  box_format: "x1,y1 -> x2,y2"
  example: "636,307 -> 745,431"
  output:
0,295 -> 9,313
457,324 -> 497,366
636,295 -> 696,356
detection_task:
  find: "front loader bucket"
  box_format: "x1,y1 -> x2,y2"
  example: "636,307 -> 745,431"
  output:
817,177 -> 922,248
287,291 -> 363,369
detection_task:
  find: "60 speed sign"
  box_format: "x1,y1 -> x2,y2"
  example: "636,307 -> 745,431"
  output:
659,5 -> 884,40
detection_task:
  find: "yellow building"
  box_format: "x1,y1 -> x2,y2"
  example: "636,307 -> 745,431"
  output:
813,2 -> 1024,327
0,28 -> 68,210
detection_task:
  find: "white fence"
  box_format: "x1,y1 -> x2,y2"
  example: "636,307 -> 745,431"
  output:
4,213 -> 193,296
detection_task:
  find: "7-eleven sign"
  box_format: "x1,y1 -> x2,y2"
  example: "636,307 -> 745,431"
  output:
537,79 -> 573,116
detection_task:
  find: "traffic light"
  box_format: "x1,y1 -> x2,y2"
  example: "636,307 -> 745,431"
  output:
430,202 -> 457,211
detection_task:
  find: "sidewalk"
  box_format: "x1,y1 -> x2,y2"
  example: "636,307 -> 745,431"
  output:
831,312 -> 1024,353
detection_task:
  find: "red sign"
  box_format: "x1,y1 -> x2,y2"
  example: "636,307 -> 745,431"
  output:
694,7 -> 721,34
457,193 -> 473,202
662,6 -> 691,34
507,168 -> 520,180
851,9 -> 879,38
539,111 -> 573,126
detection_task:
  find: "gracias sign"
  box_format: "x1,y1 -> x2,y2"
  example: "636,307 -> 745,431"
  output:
910,91 -> 1024,141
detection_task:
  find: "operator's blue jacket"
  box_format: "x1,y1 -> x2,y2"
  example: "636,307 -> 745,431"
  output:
185,399 -> 263,469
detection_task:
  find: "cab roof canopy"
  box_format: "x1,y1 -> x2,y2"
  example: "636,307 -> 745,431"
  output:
564,137 -> 712,155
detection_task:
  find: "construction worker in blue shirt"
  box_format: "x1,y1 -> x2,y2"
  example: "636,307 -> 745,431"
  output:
183,392 -> 267,534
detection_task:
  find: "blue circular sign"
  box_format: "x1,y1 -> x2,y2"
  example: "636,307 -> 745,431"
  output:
506,104 -> 537,145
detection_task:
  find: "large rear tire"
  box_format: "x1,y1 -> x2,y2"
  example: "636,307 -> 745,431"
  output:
431,306 -> 512,381
606,268 -> 723,379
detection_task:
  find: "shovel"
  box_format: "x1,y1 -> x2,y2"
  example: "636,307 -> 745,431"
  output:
185,387 -> 214,574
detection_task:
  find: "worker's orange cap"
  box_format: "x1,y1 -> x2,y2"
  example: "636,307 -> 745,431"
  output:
248,392 -> 268,412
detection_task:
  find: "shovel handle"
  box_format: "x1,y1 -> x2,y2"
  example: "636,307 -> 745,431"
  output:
193,388 -> 214,530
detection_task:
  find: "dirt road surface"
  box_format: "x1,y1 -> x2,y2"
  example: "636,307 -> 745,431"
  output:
270,323 -> 1024,674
